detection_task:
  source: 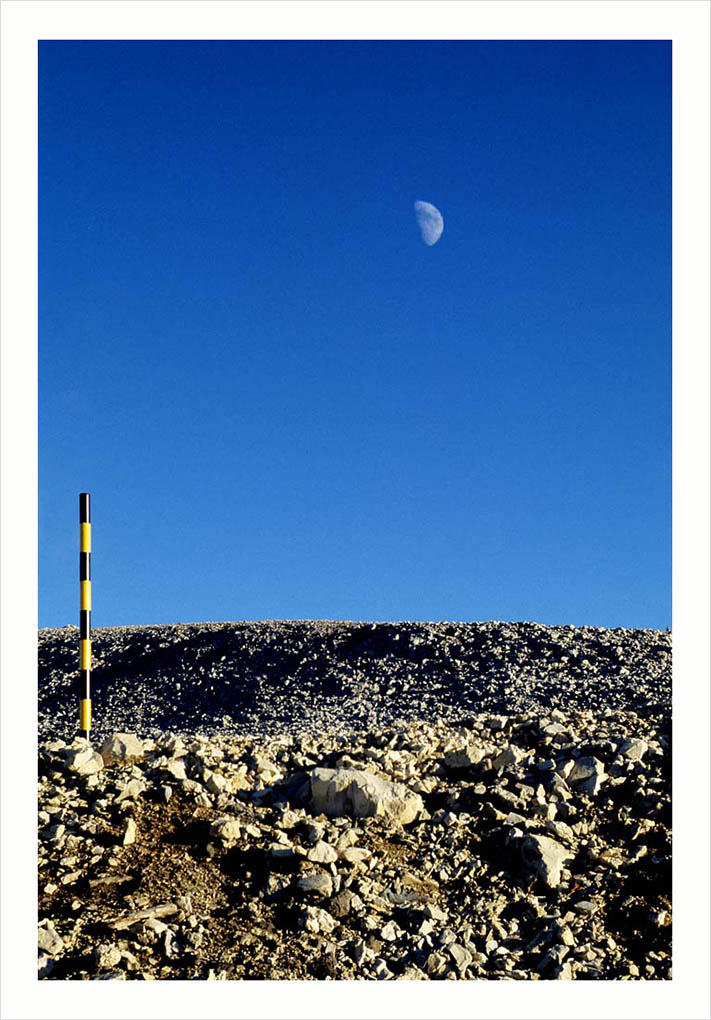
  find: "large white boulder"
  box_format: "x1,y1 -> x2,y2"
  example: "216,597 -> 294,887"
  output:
306,768 -> 423,825
100,732 -> 145,765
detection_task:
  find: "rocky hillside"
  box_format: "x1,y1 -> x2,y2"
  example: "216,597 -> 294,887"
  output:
37,620 -> 672,981
38,709 -> 671,981
38,620 -> 671,740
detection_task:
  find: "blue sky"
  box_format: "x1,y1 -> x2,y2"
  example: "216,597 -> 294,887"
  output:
39,40 -> 671,629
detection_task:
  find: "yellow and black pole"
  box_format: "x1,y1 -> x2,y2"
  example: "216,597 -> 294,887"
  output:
79,492 -> 92,738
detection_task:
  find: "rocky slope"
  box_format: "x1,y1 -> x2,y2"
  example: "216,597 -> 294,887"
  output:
37,620 -> 672,981
38,620 -> 671,740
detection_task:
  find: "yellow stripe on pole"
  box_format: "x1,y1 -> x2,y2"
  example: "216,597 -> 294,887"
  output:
80,580 -> 92,611
80,639 -> 91,670
79,699 -> 92,731
80,522 -> 91,553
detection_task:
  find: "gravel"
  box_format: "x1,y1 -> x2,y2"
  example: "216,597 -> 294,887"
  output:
38,619 -> 671,741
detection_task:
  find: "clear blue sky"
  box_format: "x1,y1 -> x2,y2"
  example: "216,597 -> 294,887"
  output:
39,40 -> 671,630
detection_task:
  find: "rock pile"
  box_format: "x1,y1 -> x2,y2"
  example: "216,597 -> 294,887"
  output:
38,620 -> 671,740
38,706 -> 671,981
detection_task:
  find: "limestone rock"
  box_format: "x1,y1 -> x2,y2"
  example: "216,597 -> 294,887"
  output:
521,834 -> 574,888
205,771 -> 230,794
94,943 -> 122,970
100,732 -> 145,765
492,746 -> 525,770
568,756 -> 607,796
210,817 -> 241,843
122,818 -> 137,846
63,743 -> 104,776
307,840 -> 338,864
306,768 -> 424,825
444,745 -> 485,769
38,920 -> 64,956
618,737 -> 648,761
300,906 -> 337,934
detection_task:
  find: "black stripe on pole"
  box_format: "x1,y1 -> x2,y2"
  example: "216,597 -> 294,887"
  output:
80,552 -> 90,581
80,609 -> 91,639
80,492 -> 91,523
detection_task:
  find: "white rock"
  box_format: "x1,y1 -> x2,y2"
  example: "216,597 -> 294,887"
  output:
618,737 -> 648,761
397,965 -> 427,980
206,772 -> 229,794
423,903 -> 448,922
122,818 -> 137,846
492,746 -> 525,770
165,760 -> 188,781
373,957 -> 393,979
116,778 -> 146,803
556,760 -> 576,781
301,906 -> 336,934
210,817 -> 241,843
576,773 -> 607,796
444,745 -> 485,769
94,943 -> 122,970
307,840 -> 338,864
338,847 -> 371,864
100,733 -> 144,765
307,768 -> 424,825
556,961 -> 574,979
37,953 -> 54,978
488,716 -> 508,731
351,940 -> 371,966
38,920 -> 64,956
521,834 -> 574,888
448,943 -> 473,970
64,745 -> 104,776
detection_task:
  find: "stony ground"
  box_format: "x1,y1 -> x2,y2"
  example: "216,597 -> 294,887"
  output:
38,620 -> 671,740
37,620 -> 671,981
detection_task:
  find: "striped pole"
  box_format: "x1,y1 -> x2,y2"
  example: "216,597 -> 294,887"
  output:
79,492 -> 92,738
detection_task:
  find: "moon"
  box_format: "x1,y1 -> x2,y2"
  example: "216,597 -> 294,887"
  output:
414,200 -> 444,246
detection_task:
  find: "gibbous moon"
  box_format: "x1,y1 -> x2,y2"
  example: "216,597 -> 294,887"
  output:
414,200 -> 444,246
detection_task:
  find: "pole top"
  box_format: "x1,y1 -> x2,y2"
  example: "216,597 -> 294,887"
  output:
79,492 -> 91,522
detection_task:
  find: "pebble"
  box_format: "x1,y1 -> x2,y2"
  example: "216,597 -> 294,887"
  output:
122,818 -> 137,846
